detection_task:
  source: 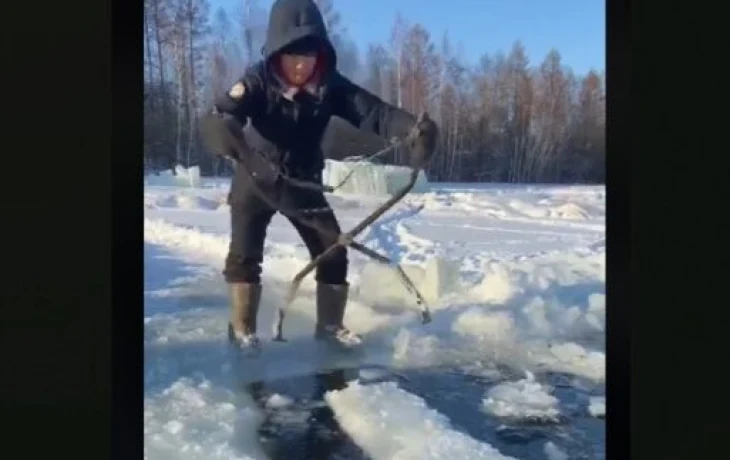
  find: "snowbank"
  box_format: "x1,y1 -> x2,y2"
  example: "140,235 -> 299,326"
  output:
145,165 -> 202,188
323,159 -> 430,196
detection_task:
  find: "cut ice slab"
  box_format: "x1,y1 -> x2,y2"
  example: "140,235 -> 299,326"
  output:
145,165 -> 202,188
325,379 -> 518,460
322,159 -> 430,197
222,333 -> 396,386
356,255 -> 463,306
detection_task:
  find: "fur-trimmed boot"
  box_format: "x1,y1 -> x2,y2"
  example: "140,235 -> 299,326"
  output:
314,283 -> 362,347
227,282 -> 262,353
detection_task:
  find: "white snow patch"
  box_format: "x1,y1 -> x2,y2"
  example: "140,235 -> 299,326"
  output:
323,159 -> 429,196
510,199 -> 592,221
144,377 -> 267,460
144,219 -> 229,264
588,396 -> 605,417
482,371 -> 561,422
326,380 -> 517,460
145,194 -> 224,211
144,218 -> 309,284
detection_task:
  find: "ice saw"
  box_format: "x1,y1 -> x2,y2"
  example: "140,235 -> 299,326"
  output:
201,112 -> 436,342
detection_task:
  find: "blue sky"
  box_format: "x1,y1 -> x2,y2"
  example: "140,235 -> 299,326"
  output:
210,0 -> 605,75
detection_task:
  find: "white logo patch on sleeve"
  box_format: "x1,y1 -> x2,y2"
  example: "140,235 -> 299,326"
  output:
228,82 -> 246,99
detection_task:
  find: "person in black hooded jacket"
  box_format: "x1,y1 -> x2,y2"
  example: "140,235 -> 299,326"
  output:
201,0 -> 438,352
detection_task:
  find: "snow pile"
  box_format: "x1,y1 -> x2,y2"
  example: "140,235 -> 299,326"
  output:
145,219 -> 230,265
470,251 -> 606,341
509,199 -> 592,221
419,191 -> 510,216
144,218 -> 318,285
418,186 -> 606,224
323,159 -> 430,196
325,380 -> 517,460
388,248 -> 606,382
481,371 -> 561,422
146,165 -> 202,188
144,377 -> 267,460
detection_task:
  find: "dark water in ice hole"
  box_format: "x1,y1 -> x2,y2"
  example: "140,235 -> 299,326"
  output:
242,364 -> 605,460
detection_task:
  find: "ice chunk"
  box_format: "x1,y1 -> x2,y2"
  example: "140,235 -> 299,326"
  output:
357,260 -> 425,305
265,393 -> 294,410
145,165 -> 202,188
175,165 -> 202,187
477,262 -> 524,304
356,256 -> 462,306
583,293 -> 606,333
322,159 -> 429,197
544,441 -> 569,460
144,377 -> 267,460
422,256 -> 462,302
588,396 -> 605,417
481,371 -> 561,421
453,308 -> 518,346
326,380 -> 517,460
532,342 -> 605,383
391,328 -> 447,367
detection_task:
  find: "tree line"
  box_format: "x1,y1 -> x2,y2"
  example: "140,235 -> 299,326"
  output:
144,0 -> 605,183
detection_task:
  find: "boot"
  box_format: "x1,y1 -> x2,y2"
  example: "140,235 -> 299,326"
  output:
314,283 -> 362,346
227,282 -> 262,352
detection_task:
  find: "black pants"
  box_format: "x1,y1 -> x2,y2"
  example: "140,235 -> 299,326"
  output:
223,178 -> 348,285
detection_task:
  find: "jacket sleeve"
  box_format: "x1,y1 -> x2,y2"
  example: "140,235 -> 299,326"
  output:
200,65 -> 265,159
210,65 -> 266,124
330,72 -> 416,142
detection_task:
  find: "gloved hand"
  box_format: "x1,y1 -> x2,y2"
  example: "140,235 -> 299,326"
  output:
408,112 -> 438,169
199,110 -> 246,161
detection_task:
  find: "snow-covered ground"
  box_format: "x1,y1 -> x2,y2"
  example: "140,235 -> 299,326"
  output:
144,177 -> 605,459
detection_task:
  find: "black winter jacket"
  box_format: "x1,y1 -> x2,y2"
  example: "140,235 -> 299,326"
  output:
211,0 -> 417,184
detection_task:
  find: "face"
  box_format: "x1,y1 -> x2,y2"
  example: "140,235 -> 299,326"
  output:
279,52 -> 317,85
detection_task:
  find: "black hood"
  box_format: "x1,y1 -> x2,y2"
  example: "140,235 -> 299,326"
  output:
262,0 -> 337,74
